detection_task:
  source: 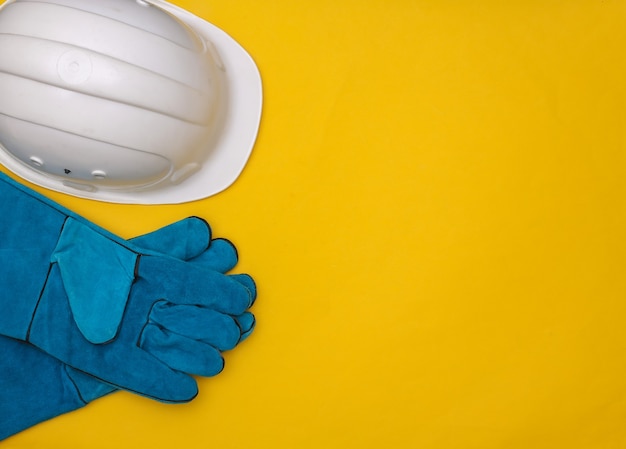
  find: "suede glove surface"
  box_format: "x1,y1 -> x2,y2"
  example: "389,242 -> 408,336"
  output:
0,217 -> 255,441
0,173 -> 256,403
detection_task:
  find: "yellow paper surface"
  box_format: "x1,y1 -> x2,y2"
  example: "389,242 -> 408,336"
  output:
4,1 -> 626,448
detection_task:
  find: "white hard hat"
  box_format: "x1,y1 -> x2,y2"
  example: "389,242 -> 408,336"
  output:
0,0 -> 262,204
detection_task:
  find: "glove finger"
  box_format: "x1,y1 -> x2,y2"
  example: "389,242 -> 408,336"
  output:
150,302 -> 241,351
230,274 -> 257,306
64,366 -> 117,402
139,256 -> 254,314
234,312 -> 256,343
141,325 -> 225,377
130,217 -> 211,261
191,238 -> 239,273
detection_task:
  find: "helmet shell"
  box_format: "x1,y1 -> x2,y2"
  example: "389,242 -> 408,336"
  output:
0,0 -> 262,203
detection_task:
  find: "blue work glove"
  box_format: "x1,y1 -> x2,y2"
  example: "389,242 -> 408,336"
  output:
0,217 -> 256,441
0,173 -> 256,403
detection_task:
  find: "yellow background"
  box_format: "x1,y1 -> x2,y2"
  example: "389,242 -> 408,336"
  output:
4,0 -> 626,448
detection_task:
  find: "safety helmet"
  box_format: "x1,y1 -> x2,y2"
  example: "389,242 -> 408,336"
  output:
0,0 -> 262,204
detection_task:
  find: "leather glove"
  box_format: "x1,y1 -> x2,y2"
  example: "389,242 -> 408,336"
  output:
0,217 -> 255,440
0,173 -> 256,404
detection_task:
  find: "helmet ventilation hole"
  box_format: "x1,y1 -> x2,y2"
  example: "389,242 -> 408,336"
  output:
29,156 -> 44,167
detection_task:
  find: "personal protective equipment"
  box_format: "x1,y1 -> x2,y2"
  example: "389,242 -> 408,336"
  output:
0,217 -> 256,441
0,172 -> 256,403
0,0 -> 262,204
